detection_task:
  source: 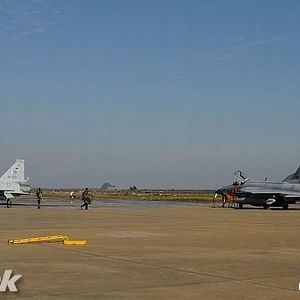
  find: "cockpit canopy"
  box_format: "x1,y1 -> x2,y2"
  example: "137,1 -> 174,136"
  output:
234,170 -> 249,184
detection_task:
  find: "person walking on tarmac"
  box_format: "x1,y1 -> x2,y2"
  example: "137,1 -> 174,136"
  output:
81,188 -> 92,210
36,187 -> 43,209
221,194 -> 227,208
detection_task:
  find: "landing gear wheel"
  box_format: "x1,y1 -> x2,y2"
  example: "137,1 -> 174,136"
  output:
263,204 -> 269,209
238,203 -> 243,209
282,204 -> 289,210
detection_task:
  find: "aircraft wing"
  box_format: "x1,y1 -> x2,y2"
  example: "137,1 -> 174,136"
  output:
283,194 -> 300,198
0,188 -> 16,192
240,187 -> 300,197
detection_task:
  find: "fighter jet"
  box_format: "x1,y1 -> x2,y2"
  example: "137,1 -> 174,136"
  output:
0,159 -> 30,207
215,167 -> 300,210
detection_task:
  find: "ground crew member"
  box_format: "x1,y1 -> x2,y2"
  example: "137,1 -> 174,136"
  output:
81,188 -> 91,210
36,187 -> 42,209
221,194 -> 227,208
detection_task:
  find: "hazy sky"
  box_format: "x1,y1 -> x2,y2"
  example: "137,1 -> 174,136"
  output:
0,0 -> 299,188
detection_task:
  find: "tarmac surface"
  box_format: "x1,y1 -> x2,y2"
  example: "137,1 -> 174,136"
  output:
1,198 -> 300,299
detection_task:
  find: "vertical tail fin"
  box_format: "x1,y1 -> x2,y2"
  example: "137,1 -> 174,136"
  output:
283,165 -> 300,182
0,159 -> 26,182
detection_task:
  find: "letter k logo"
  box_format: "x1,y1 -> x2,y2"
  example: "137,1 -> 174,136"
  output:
0,270 -> 22,292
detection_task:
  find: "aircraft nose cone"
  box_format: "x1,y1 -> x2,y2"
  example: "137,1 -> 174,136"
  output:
215,184 -> 237,195
215,187 -> 226,195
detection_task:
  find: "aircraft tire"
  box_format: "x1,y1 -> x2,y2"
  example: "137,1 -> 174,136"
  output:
238,203 -> 243,209
282,204 -> 288,210
263,205 -> 269,209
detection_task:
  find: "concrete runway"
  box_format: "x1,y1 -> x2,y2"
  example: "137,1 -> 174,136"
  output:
1,199 -> 300,299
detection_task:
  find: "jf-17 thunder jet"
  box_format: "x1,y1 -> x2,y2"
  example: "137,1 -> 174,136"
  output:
0,159 -> 30,207
215,166 -> 300,210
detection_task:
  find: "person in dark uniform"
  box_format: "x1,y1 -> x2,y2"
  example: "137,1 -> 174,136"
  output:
81,188 -> 91,210
221,194 -> 227,208
36,187 -> 42,209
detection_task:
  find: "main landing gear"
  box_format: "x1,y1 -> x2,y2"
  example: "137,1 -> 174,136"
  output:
6,199 -> 12,208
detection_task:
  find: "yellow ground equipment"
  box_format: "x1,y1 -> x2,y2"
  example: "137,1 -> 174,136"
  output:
8,235 -> 87,246
63,239 -> 87,245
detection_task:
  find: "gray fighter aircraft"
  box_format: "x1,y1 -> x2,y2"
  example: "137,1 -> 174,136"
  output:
0,159 -> 30,207
215,166 -> 300,209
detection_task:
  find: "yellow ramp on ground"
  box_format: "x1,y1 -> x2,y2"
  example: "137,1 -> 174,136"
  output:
8,235 -> 69,244
8,235 -> 87,246
63,240 -> 87,245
